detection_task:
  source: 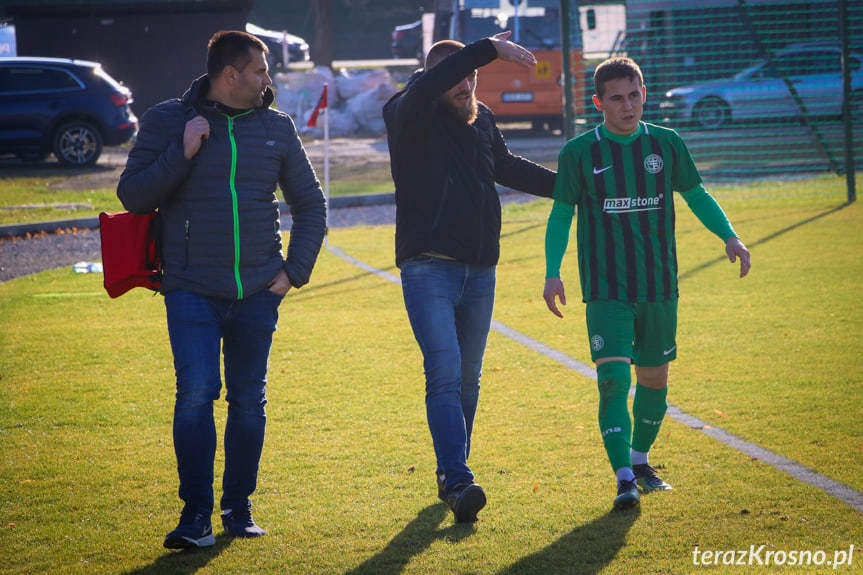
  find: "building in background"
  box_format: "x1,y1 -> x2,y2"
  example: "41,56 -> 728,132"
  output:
1,0 -> 253,116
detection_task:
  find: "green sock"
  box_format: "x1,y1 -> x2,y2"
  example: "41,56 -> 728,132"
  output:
596,361 -> 632,471
631,383 -> 668,454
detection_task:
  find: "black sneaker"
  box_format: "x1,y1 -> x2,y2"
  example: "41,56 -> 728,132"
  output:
613,478 -> 640,510
446,481 -> 487,523
633,464 -> 673,492
221,505 -> 266,538
437,473 -> 447,503
163,511 -> 216,549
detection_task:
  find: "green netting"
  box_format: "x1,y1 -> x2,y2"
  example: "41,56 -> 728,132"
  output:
605,0 -> 861,187
449,0 -> 859,194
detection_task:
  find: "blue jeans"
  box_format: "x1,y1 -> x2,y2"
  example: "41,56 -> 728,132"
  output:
400,255 -> 496,490
164,288 -> 282,516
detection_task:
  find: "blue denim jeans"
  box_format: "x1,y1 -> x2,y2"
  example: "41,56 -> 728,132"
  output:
164,288 -> 282,516
400,255 -> 496,490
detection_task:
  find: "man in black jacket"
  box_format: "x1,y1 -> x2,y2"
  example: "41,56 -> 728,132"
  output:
118,31 -> 326,548
382,32 -> 556,523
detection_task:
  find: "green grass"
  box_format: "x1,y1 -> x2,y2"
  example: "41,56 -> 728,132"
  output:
1,175 -> 861,574
0,162 -> 397,226
0,178 -> 114,225
324,162 -> 396,197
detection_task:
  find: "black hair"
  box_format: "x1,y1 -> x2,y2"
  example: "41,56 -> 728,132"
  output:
593,57 -> 643,98
207,30 -> 268,78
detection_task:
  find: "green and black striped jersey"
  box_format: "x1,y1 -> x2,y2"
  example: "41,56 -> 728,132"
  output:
553,122 -> 702,302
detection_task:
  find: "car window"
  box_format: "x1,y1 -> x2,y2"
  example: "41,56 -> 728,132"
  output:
0,66 -> 84,94
94,66 -> 125,91
777,50 -> 841,76
748,62 -> 775,80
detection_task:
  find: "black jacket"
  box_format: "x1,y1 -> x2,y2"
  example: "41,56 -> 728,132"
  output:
117,75 -> 326,299
383,38 -> 555,267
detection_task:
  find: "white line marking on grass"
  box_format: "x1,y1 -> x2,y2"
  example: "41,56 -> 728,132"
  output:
327,245 -> 863,513
667,407 -> 863,512
327,245 -> 401,284
490,320 -> 597,380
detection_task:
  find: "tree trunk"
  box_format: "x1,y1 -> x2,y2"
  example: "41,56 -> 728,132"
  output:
312,0 -> 334,69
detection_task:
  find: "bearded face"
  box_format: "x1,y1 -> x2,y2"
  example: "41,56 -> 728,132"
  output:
440,71 -> 478,124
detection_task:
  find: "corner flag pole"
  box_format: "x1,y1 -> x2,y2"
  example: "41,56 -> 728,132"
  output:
323,85 -> 330,246
307,84 -> 330,245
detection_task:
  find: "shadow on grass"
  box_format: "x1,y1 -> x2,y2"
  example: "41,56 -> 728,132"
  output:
500,221 -> 545,240
679,202 -> 851,282
344,502 -> 476,575
121,533 -> 232,575
291,267 -> 400,300
496,508 -> 640,575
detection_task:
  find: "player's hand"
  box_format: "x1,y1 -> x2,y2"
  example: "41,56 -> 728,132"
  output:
488,31 -> 537,68
543,277 -> 567,318
726,236 -> 751,278
183,115 -> 210,160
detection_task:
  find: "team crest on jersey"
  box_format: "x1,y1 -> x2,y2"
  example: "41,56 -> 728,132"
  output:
644,154 -> 664,174
591,335 -> 605,351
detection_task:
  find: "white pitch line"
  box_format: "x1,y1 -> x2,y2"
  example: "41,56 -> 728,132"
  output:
326,245 -> 863,513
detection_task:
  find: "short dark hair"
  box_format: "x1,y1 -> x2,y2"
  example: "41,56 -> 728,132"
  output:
593,57 -> 643,98
207,30 -> 268,78
425,39 -> 465,70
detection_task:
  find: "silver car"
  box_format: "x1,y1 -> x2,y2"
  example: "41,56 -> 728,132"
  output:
660,42 -> 863,129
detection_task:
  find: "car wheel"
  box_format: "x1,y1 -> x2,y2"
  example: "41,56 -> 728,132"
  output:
53,121 -> 103,167
693,97 -> 731,130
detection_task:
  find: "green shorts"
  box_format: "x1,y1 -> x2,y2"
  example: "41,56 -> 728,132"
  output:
585,298 -> 678,366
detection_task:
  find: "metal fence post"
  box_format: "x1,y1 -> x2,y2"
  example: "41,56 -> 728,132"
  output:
560,0 -> 575,142
839,0 -> 856,203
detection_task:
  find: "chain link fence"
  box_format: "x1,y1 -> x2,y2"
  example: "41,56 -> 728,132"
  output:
596,0 -> 862,195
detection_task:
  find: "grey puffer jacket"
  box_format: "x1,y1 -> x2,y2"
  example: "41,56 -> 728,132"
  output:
117,75 -> 326,299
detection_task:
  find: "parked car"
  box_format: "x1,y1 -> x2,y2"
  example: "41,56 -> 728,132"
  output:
660,42 -> 863,129
392,20 -> 423,60
0,57 -> 137,166
246,22 -> 310,69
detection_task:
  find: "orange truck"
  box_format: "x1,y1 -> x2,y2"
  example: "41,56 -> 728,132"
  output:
426,1 -> 624,130
475,47 -> 571,131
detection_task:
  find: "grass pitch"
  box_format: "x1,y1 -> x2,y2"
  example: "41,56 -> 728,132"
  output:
0,175 -> 861,574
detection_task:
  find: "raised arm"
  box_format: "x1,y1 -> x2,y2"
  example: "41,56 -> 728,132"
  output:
384,32 -> 539,135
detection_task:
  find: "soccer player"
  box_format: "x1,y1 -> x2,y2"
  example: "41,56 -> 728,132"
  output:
542,57 -> 750,510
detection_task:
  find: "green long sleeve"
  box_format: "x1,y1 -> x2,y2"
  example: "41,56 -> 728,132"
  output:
680,184 -> 737,241
545,200 -> 575,278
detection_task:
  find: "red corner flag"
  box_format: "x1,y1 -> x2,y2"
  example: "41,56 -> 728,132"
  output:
307,84 -> 328,128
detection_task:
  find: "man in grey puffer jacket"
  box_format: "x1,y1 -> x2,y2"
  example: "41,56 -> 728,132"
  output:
117,30 -> 326,549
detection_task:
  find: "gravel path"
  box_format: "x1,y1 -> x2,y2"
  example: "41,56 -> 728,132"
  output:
0,204 -> 393,284
0,193 -> 537,284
